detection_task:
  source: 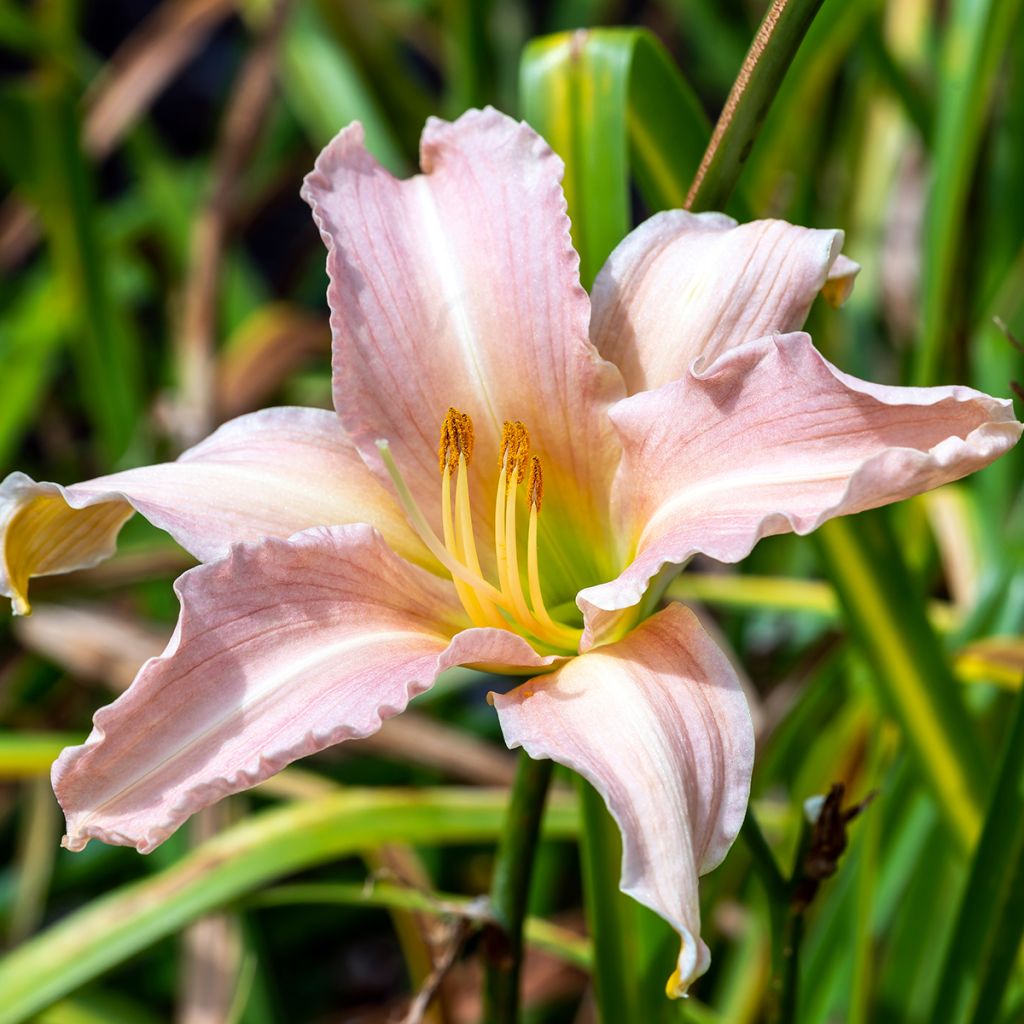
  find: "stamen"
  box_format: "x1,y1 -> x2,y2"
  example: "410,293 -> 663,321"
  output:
442,459 -> 496,627
378,440 -> 505,608
382,413 -> 583,654
526,458 -> 563,634
503,445 -> 534,627
495,420 -> 528,595
455,451 -> 492,606
495,438 -> 512,594
439,407 -> 472,474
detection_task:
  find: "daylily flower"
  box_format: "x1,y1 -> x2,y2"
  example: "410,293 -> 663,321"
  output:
2,108 -> 1019,996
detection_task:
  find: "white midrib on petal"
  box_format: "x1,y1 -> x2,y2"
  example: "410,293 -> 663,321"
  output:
411,176 -> 500,434
76,628 -> 433,830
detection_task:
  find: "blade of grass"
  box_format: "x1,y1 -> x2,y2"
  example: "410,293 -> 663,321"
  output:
0,787 -> 578,1024
30,75 -> 142,460
0,274 -> 67,467
914,0 -> 1024,385
928,686 -> 1024,1024
815,514 -> 987,852
7,778 -> 59,944
442,0 -> 495,112
684,0 -> 828,213
968,850 -> 1024,1024
275,1 -> 405,171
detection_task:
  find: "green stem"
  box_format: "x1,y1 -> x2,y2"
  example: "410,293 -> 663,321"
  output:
578,778 -> 637,1022
483,751 -> 555,1024
246,881 -> 592,969
778,911 -> 805,1024
685,0 -> 827,212
740,809 -> 788,904
741,808 -> 810,1024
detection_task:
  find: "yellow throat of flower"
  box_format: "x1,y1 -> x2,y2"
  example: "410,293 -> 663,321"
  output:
379,408 -> 582,655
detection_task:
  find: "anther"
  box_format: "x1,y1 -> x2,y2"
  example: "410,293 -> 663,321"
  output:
499,421 -> 530,482
439,407 -> 474,474
528,457 -> 543,510
514,426 -> 530,483
456,411 -> 474,464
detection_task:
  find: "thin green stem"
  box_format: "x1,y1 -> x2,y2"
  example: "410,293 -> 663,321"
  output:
685,0 -> 827,212
740,809 -> 788,903
742,808 -> 812,1024
245,881 -> 592,969
578,778 -> 637,1022
482,751 -> 555,1024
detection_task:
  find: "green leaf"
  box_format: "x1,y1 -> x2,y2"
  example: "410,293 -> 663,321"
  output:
442,0 -> 496,112
29,75 -> 142,461
814,513 -> 988,852
928,688 -> 1024,1024
738,0 -> 880,210
276,2 -> 406,172
0,787 -> 579,1024
520,27 -> 708,285
0,274 -> 67,468
684,0 -> 829,214
914,0 -> 1024,385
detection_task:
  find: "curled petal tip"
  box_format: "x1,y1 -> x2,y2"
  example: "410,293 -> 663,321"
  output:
823,253 -> 860,308
665,931 -> 711,998
61,833 -> 87,853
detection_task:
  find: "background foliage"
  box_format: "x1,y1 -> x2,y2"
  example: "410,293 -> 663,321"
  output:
1,0 -> 1022,1021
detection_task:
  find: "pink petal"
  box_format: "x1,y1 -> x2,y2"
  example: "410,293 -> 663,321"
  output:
53,524 -> 557,853
301,109 -> 625,586
492,603 -> 754,995
1,407 -> 427,615
590,211 -> 856,394
579,332 -> 1022,645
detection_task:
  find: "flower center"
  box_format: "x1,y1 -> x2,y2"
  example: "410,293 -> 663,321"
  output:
378,408 -> 582,655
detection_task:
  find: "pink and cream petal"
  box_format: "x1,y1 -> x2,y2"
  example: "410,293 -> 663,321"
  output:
578,332 -> 1022,646
590,211 -> 856,394
301,108 -> 625,588
492,603 -> 754,995
1,407 -> 428,615
53,524 -> 557,854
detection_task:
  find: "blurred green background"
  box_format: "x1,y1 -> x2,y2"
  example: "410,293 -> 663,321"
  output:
1,0 -> 1023,1021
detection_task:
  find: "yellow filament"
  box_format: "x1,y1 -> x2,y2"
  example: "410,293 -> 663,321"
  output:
453,454 -> 504,628
378,441 -> 505,607
526,455 -> 557,627
494,455 -> 511,595
442,466 -> 493,627
527,502 -> 561,631
499,440 -> 580,649
503,474 -> 534,626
